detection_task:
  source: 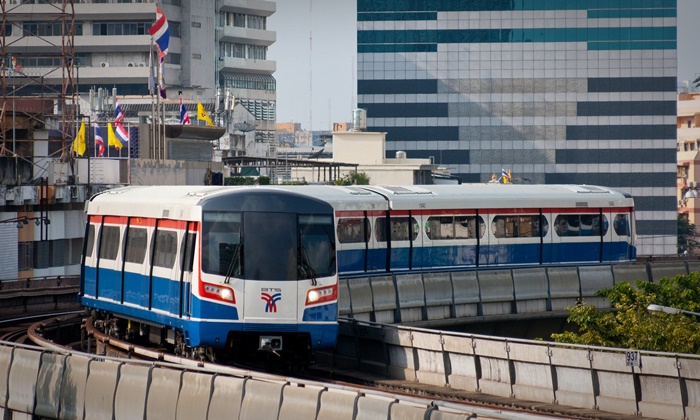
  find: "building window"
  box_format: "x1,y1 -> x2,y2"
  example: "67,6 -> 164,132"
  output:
24,21 -> 82,36
165,53 -> 181,65
92,21 -> 149,36
689,121 -> 692,128
192,53 -> 201,59
169,21 -> 181,38
18,242 -> 32,271
192,21 -> 201,28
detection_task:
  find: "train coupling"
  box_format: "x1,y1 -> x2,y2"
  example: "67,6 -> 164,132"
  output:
259,335 -> 283,356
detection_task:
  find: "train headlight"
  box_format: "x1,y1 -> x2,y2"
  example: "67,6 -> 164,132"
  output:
305,284 -> 337,305
202,282 -> 236,303
219,288 -> 234,301
307,290 -> 320,303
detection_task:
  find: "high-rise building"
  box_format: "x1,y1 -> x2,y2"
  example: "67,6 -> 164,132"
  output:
357,0 -> 678,256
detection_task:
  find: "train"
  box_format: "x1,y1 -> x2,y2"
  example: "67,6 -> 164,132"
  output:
79,183 -> 635,364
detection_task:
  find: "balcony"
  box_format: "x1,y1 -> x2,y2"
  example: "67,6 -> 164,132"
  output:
219,57 -> 275,75
219,0 -> 275,17
219,26 -> 275,47
5,2 -> 155,21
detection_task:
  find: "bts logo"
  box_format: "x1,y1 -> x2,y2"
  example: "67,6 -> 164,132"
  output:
261,290 -> 282,313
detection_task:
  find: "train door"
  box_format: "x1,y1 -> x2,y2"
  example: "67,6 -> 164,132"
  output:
335,213 -> 370,274
380,211 -> 416,271
122,217 -> 151,308
540,211 -> 554,264
81,218 -> 98,297
150,221 -> 182,315
607,210 -> 633,261
241,212 -> 298,324
366,211 -> 387,272
178,222 -> 197,318
96,216 -> 124,302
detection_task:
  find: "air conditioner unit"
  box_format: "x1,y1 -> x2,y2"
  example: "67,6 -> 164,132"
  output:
127,62 -> 135,67
138,62 -> 146,67
100,62 -> 109,68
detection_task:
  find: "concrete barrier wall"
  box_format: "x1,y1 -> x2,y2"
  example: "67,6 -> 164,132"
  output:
334,320 -> 700,420
340,262 -> 690,326
0,343 -> 482,420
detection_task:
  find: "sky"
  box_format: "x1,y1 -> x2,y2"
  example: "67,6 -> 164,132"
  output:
270,0 -> 700,131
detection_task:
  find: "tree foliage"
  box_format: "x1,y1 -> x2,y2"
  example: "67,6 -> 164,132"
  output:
552,273 -> 700,353
335,171 -> 371,186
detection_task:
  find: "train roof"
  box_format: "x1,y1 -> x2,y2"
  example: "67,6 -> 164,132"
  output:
358,184 -> 633,210
85,184 -> 633,220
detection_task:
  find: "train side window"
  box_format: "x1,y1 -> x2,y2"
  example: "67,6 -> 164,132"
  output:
375,218 -> 388,242
154,230 -> 178,268
555,214 -> 608,237
375,217 -> 418,242
85,224 -> 95,258
124,227 -> 148,264
99,225 -> 120,260
337,218 -> 369,243
391,217 -> 418,241
427,216 -> 484,240
426,216 -> 454,240
517,215 -> 549,238
491,216 -> 516,238
180,232 -> 196,273
614,214 -> 630,237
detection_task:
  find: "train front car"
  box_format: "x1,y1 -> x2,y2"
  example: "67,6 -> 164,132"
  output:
80,186 -> 338,367
198,188 -> 338,366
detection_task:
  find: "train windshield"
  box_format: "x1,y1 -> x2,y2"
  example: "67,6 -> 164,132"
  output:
202,212 -> 242,276
202,211 -> 336,281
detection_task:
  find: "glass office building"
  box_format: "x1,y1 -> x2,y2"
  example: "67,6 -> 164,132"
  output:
357,0 -> 678,256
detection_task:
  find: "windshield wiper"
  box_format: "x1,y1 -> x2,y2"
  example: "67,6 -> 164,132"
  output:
298,244 -> 317,286
224,243 -> 242,284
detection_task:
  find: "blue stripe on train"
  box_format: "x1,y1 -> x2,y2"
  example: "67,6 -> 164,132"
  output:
338,241 -> 636,273
81,295 -> 337,349
81,269 -> 337,348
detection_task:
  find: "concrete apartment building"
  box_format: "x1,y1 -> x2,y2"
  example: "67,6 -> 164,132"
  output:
356,0 -> 678,257
678,92 -> 700,252
3,0 -> 277,158
0,0 -> 277,280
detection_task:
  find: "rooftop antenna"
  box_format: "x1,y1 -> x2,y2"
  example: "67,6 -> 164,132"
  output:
309,0 -> 313,131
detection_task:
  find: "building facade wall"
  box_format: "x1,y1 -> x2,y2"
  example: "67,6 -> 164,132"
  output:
357,0 -> 678,256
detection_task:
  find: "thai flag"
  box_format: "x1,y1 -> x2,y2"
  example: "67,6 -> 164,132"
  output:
180,96 -> 191,125
501,168 -> 511,183
148,7 -> 170,56
115,122 -> 130,144
94,123 -> 105,157
114,98 -> 124,124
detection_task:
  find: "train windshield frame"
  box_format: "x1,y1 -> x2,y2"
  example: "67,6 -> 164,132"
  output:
202,210 -> 336,281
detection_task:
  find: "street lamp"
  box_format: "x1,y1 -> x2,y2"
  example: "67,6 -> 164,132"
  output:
0,216 -> 51,229
647,304 -> 700,317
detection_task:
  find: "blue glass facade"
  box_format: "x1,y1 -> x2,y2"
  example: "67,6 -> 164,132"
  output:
357,0 -> 678,256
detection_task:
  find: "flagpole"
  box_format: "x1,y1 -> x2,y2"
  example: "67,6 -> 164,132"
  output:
149,40 -> 156,160
155,53 -> 160,161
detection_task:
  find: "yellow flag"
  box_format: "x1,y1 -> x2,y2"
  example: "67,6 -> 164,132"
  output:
107,122 -> 123,150
197,101 -> 215,126
72,122 -> 86,156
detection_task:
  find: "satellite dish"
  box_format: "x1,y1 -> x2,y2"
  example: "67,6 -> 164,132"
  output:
234,122 -> 255,132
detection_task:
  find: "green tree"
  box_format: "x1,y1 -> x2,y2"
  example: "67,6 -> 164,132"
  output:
335,171 -> 370,186
678,214 -> 698,254
552,273 -> 700,353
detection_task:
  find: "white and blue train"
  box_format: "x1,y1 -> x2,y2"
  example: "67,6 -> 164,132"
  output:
79,183 -> 635,363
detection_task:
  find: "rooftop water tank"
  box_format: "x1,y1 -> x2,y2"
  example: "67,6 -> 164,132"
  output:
351,108 -> 366,132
